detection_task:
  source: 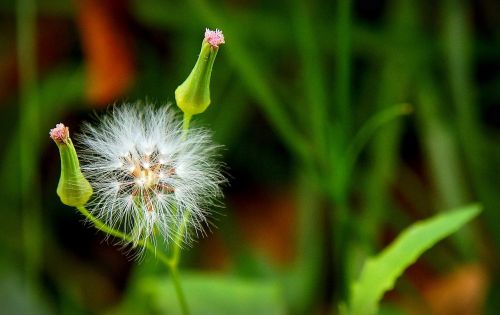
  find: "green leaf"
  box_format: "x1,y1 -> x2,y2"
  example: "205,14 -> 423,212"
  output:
107,273 -> 286,315
346,204 -> 481,315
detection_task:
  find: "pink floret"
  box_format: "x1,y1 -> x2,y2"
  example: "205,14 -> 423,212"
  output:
50,123 -> 69,143
204,28 -> 225,48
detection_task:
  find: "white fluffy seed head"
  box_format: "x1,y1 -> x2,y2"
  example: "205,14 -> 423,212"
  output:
77,103 -> 225,251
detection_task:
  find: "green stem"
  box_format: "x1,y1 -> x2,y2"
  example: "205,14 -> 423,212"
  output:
77,206 -> 130,240
163,213 -> 191,315
170,212 -> 191,267
76,206 -> 190,314
182,113 -> 192,138
168,264 -> 190,315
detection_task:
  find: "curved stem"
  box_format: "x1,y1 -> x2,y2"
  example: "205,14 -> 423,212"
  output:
77,206 -> 130,241
77,206 -> 174,264
78,118 -> 195,315
168,264 -> 190,315
342,103 -> 412,185
163,212 -> 191,315
76,206 -> 190,314
182,113 -> 192,139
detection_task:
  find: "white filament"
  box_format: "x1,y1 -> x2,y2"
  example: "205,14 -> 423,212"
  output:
77,104 -> 224,250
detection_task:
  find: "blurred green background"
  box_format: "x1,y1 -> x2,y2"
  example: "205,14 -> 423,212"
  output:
0,0 -> 498,314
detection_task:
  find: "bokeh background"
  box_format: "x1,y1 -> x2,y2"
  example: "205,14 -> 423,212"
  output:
0,0 -> 499,314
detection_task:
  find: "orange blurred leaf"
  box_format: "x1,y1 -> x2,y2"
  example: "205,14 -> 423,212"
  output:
232,188 -> 296,265
421,264 -> 489,315
77,0 -> 135,105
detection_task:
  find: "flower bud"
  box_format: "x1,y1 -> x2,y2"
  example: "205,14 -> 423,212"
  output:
175,28 -> 225,117
50,123 -> 93,207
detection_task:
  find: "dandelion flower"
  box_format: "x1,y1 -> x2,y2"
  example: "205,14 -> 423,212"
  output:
77,103 -> 224,248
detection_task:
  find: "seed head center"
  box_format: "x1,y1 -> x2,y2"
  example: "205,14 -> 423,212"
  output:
122,150 -> 176,195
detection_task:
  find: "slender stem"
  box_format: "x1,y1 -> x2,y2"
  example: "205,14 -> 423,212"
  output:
183,113 -> 192,135
77,206 -> 130,240
76,206 -> 190,314
169,116 -> 196,314
168,264 -> 190,315
77,206 -> 173,265
170,212 -> 191,267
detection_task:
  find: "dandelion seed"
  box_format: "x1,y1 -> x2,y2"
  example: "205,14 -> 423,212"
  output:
77,104 -> 225,248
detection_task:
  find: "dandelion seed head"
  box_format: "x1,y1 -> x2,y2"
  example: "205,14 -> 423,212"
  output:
78,104 -> 225,248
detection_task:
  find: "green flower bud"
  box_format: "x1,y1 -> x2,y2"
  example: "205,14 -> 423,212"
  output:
175,28 -> 225,117
50,123 -> 93,207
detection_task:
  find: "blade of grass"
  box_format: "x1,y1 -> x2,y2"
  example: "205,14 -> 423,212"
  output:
291,0 -> 328,161
330,0 -> 353,302
349,0 -> 418,298
17,0 -> 41,288
442,5 -> 500,310
335,0 -> 352,136
341,103 -> 412,190
442,0 -> 499,244
415,76 -> 469,208
442,0 -> 487,195
358,0 -> 417,256
415,74 -> 477,258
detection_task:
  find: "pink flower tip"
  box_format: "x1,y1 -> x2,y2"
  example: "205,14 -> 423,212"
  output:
50,123 -> 70,144
204,28 -> 225,48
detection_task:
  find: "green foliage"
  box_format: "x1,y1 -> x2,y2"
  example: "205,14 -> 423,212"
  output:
346,204 -> 481,315
1,0 -> 498,313
108,273 -> 286,315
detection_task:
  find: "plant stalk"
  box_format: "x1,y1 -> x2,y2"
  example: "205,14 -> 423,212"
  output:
76,206 -> 190,314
